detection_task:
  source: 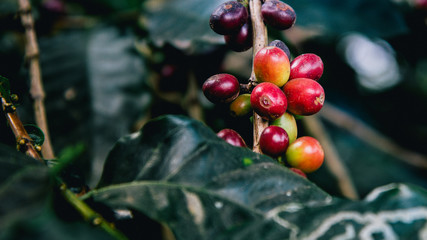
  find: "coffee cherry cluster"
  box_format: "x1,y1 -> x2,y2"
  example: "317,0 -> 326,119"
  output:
210,1 -> 252,52
206,0 -> 326,175
209,0 -> 296,52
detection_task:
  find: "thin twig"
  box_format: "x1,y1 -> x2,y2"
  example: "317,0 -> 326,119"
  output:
302,115 -> 360,200
249,0 -> 269,153
1,97 -> 43,162
319,103 -> 427,170
60,184 -> 128,240
18,0 -> 55,159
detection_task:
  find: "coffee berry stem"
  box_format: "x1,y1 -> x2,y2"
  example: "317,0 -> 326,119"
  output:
249,0 -> 269,153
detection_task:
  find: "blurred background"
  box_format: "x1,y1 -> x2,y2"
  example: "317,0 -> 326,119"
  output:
1,0 -> 427,198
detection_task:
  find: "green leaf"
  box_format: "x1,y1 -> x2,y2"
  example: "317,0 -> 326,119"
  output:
142,0 -> 225,52
86,182 -> 300,239
32,26 -> 151,186
0,0 -> 18,16
89,115 -> 427,239
0,165 -> 52,237
0,146 -> 115,240
24,124 -> 45,146
285,0 -> 408,37
0,144 -> 42,185
96,115 -> 328,211
0,75 -> 11,102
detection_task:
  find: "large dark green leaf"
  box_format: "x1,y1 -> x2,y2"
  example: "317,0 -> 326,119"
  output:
88,115 -> 427,239
0,145 -> 115,240
0,144 -> 42,185
96,115 -> 329,211
0,0 -> 17,16
142,0 -> 225,52
286,0 -> 408,37
0,167 -> 114,240
26,26 -> 151,187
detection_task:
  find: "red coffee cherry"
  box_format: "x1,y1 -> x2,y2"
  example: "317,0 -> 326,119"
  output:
286,136 -> 324,173
261,0 -> 296,30
283,78 -> 325,116
210,1 -> 249,35
203,73 -> 240,104
224,21 -> 253,52
250,82 -> 287,120
289,53 -> 324,81
254,46 -> 290,87
260,125 -> 289,157
217,129 -> 247,147
289,167 -> 307,178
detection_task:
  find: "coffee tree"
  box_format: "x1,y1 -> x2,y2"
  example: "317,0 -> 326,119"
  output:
1,0 -> 427,239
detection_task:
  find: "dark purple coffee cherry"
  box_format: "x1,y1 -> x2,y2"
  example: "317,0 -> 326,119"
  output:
260,125 -> 289,157
210,1 -> 249,35
224,21 -> 253,52
269,39 -> 291,60
261,0 -> 296,30
217,129 -> 247,147
203,73 -> 240,103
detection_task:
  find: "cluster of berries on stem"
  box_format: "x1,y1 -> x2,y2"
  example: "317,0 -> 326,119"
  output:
205,0 -> 326,176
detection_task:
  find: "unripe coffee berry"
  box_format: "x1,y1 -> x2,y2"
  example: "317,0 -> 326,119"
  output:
217,129 -> 247,147
210,1 -> 249,35
261,0 -> 296,30
250,82 -> 287,120
230,93 -> 252,117
289,53 -> 324,81
203,73 -> 240,104
260,125 -> 289,157
254,46 -> 290,87
283,78 -> 325,116
270,112 -> 297,144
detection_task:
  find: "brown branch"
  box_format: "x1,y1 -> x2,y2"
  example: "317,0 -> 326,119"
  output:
18,0 -> 55,159
302,115 -> 359,200
249,0 -> 269,153
1,98 -> 43,162
319,103 -> 427,170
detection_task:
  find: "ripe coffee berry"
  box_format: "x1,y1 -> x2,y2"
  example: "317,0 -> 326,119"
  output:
250,82 -> 287,120
289,53 -> 324,81
260,125 -> 289,157
261,0 -> 296,30
203,73 -> 240,104
209,1 -> 249,35
224,21 -> 253,52
283,78 -> 325,116
217,129 -> 247,147
289,167 -> 307,178
254,46 -> 290,87
285,136 -> 324,173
